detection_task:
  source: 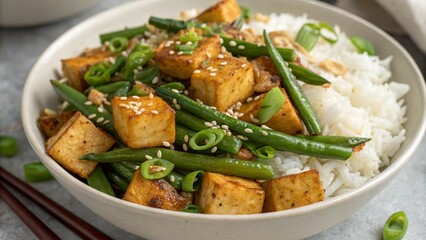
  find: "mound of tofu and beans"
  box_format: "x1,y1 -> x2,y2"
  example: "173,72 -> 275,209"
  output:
38,0 -> 371,214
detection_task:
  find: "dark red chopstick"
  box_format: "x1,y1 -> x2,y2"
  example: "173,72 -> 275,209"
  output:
0,167 -> 112,240
0,182 -> 60,240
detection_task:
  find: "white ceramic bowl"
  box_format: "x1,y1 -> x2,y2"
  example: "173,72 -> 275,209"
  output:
0,0 -> 101,27
21,0 -> 426,239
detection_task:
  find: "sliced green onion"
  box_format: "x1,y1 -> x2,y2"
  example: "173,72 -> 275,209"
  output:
295,23 -> 320,51
109,37 -> 128,53
84,62 -> 111,86
133,65 -> 159,85
165,171 -> 184,189
182,170 -> 204,192
0,135 -> 18,157
241,6 -> 250,20
383,211 -> 408,240
188,129 -> 225,151
242,142 -> 275,159
140,158 -> 174,180
132,44 -> 154,55
179,29 -> 203,43
258,87 -> 285,124
23,162 -> 53,183
318,22 -> 338,44
350,36 -> 376,56
182,204 -> 201,213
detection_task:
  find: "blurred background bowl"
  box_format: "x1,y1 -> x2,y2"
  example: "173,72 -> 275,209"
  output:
0,0 -> 102,27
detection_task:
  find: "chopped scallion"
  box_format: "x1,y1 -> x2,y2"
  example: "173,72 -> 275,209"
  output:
258,87 -> 285,124
350,36 -> 376,56
295,23 -> 320,51
318,22 -> 338,44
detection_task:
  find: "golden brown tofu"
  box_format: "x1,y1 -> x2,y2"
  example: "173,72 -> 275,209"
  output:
262,170 -> 325,212
46,112 -> 115,179
111,95 -> 175,148
190,56 -> 255,112
196,0 -> 241,24
61,57 -> 105,92
37,110 -> 76,138
123,171 -> 190,211
88,88 -> 107,106
196,172 -> 264,214
250,56 -> 281,93
155,29 -> 221,80
239,88 -> 304,135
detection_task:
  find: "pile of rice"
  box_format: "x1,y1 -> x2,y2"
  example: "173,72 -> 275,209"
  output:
246,14 -> 409,197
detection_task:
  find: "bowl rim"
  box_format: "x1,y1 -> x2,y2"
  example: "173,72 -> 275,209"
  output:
21,0 -> 426,222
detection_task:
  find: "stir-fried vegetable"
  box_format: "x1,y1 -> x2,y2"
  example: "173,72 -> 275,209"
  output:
100,25 -> 148,43
23,162 -> 53,183
350,36 -> 376,56
0,135 -> 18,157
383,211 -> 408,240
87,166 -> 115,196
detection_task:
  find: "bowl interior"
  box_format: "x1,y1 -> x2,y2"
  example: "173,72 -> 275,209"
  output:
21,0 -> 426,239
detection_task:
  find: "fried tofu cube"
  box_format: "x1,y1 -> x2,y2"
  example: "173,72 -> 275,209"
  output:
155,29 -> 221,79
38,110 -> 76,138
61,57 -> 105,92
190,57 -> 254,111
123,171 -> 190,211
196,172 -> 264,214
262,170 -> 325,212
111,95 -> 175,148
239,88 -> 304,135
196,0 -> 241,24
88,89 -> 107,106
46,112 -> 115,179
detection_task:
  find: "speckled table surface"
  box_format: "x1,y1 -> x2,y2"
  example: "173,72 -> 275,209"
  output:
0,1 -> 425,239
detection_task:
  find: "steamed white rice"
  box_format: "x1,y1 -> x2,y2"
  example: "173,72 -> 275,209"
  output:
246,14 -> 409,197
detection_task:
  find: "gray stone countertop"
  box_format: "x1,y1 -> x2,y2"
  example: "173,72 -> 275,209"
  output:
0,0 -> 425,239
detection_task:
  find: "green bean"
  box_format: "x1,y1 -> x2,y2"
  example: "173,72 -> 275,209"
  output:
182,170 -> 204,192
90,81 -> 130,94
104,168 -> 129,192
112,85 -> 130,97
23,162 -> 53,183
81,148 -> 274,180
182,204 -> 201,213
87,166 -> 115,197
221,36 -> 295,62
110,55 -> 127,76
0,135 -> 18,157
109,162 -> 135,182
165,171 -> 184,189
159,82 -> 186,91
50,80 -> 118,139
288,62 -> 330,86
148,16 -> 188,33
263,30 -> 322,135
175,110 -> 242,154
100,25 -> 148,43
133,66 -> 159,86
296,135 -> 371,148
383,211 -> 408,240
156,87 -> 352,160
140,159 -> 174,180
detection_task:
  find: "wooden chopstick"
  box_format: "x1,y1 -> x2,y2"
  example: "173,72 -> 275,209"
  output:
0,166 -> 112,240
0,182 -> 61,240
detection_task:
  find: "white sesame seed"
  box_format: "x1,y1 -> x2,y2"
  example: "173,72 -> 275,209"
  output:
88,114 -> 96,119
244,128 -> 253,133
238,113 -> 244,118
211,120 -> 217,126
221,125 -> 229,130
262,131 -> 268,136
211,146 -> 218,153
170,144 -> 175,150
238,45 -> 245,50
132,96 -> 140,99
147,102 -> 153,106
137,65 -> 143,70
140,108 -> 145,112
119,103 -> 127,108
261,124 -> 271,129
177,51 -> 184,55
103,120 -> 110,124
220,61 -> 227,65
229,40 -> 237,46
171,89 -> 180,93
135,165 -> 140,170
157,150 -> 162,158
184,90 -> 189,95
151,110 -> 159,114
241,63 -> 247,68
184,135 -> 189,143
207,66 -> 213,70
237,135 -> 248,141
236,101 -> 242,107
220,38 -> 224,44
210,106 -> 217,110
183,143 -> 188,151
218,54 -> 224,59
246,97 -> 253,103
254,96 -> 261,101
84,101 -> 93,105
170,175 -> 175,182
204,122 -> 213,127
175,104 -> 181,110
97,106 -> 104,113
206,52 -> 212,58
257,43 -> 262,47
175,41 -> 181,45
121,51 -> 128,57
221,46 -> 227,52
172,98 -> 177,104
145,155 -> 153,160
152,76 -> 159,84
120,96 -> 127,100
163,141 -> 171,147
210,72 -> 216,76
96,117 -> 104,123
193,69 -> 201,74
169,50 -> 175,55
210,68 -> 217,72
149,92 -> 154,99
186,41 -> 193,45
196,98 -> 204,104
